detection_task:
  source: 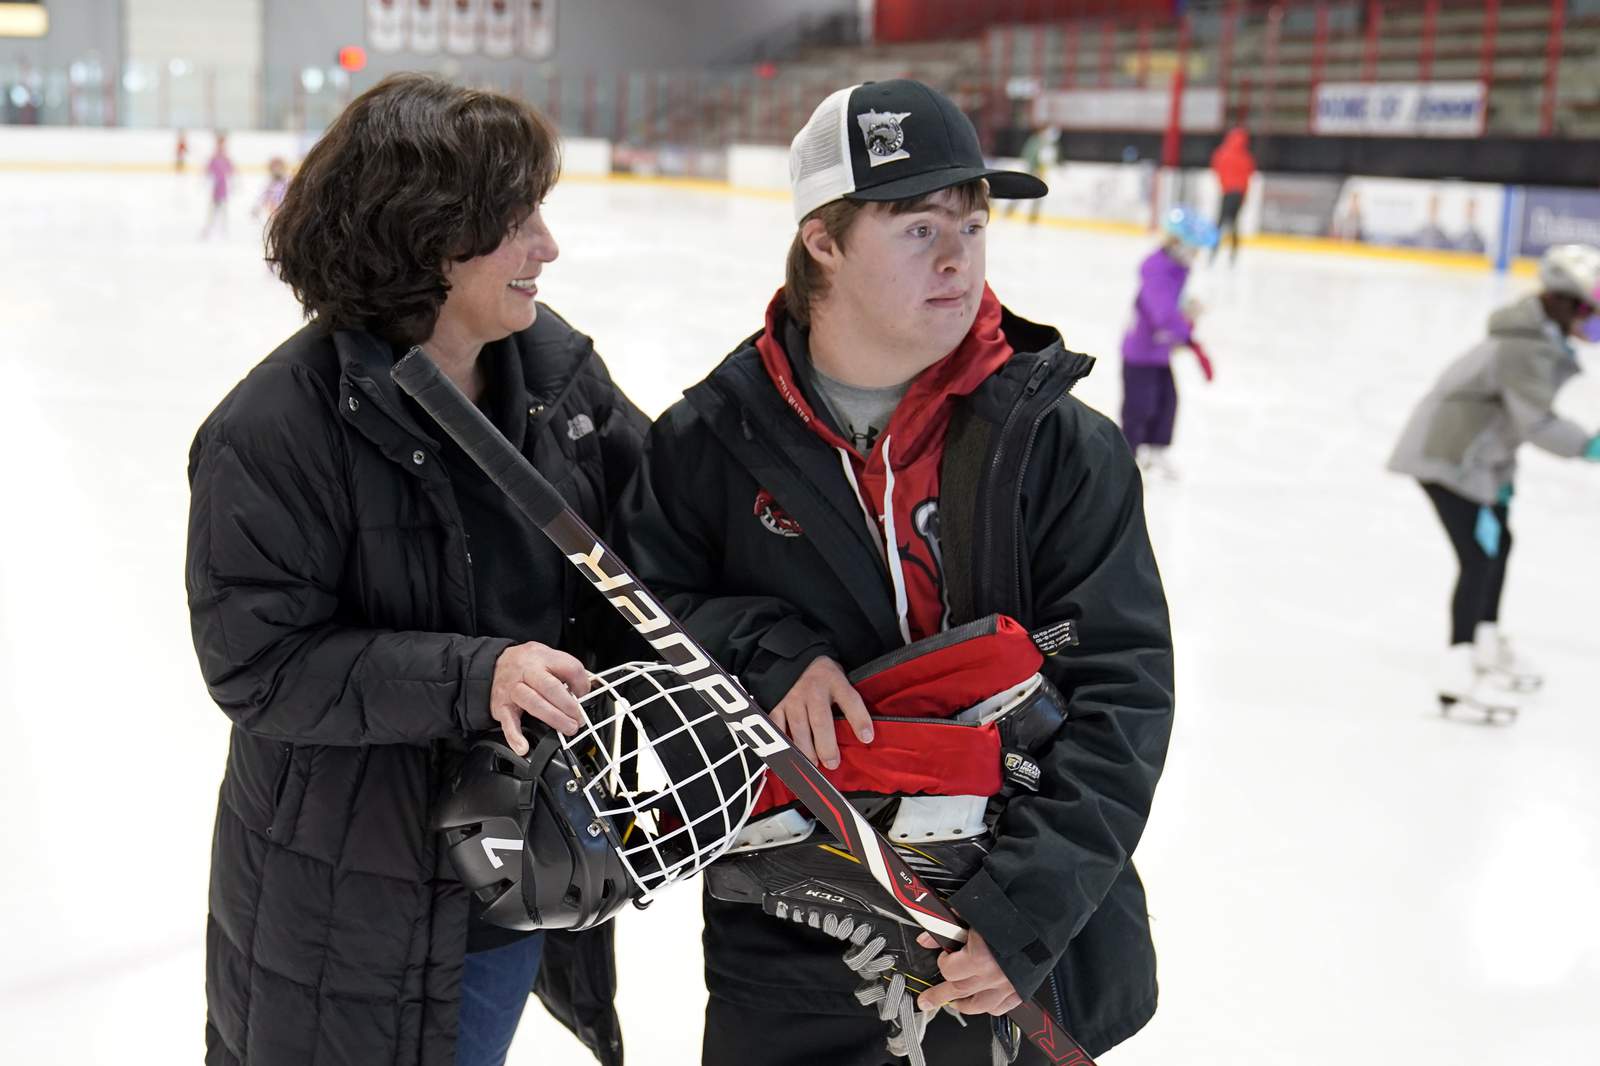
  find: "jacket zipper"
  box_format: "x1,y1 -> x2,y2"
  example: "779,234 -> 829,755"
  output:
267,743 -> 294,838
272,743 -> 293,803
1009,386 -> 1077,613
980,359 -> 1054,611
859,713 -> 994,727
527,348 -> 594,430
398,346 -> 598,632
1047,969 -> 1065,1025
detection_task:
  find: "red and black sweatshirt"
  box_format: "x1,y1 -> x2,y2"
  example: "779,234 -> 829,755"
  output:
756,285 -> 1015,643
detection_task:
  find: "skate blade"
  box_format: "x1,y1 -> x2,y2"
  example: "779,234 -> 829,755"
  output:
1439,694 -> 1519,726
1481,674 -> 1543,695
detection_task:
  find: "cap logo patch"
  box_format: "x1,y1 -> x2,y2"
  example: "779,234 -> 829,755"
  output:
857,109 -> 911,167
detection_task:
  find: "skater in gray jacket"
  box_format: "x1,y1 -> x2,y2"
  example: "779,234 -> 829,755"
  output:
1388,243 -> 1600,718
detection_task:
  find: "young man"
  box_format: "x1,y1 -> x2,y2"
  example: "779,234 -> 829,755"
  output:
614,81 -> 1175,1064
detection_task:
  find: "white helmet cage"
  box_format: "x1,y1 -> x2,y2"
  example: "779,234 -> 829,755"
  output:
562,661 -> 767,903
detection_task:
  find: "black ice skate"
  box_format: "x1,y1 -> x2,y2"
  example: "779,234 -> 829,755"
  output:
705,809 -> 1012,1066
704,796 -> 991,930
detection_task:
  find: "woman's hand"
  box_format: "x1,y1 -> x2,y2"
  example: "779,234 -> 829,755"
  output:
488,642 -> 591,755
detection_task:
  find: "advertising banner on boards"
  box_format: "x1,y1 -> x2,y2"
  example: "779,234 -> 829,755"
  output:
1313,82 -> 1486,137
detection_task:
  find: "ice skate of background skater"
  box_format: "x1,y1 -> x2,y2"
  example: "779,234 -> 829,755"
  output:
1389,243 -> 1600,724
613,79 -> 1174,1066
1119,207 -> 1218,481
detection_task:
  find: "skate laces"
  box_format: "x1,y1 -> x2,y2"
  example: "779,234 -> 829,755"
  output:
810,910 -> 1021,1066
810,911 -> 949,1066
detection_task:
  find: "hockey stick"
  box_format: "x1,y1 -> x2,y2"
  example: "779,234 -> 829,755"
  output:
1187,337 -> 1215,383
392,348 -> 1097,1065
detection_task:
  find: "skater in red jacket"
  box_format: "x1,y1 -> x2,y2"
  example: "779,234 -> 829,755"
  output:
1209,127 -> 1256,264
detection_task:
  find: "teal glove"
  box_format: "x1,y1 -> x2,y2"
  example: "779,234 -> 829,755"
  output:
1585,436 -> 1600,461
1475,506 -> 1502,558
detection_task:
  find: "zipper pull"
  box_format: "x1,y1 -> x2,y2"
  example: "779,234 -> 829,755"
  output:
1023,360 -> 1051,397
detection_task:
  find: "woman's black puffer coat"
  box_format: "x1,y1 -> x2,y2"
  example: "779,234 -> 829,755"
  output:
186,308 -> 645,1066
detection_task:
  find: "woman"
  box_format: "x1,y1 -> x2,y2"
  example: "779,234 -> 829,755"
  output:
186,74 -> 644,1066
1388,243 -> 1600,717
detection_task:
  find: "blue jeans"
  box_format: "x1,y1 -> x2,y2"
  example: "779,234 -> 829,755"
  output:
456,933 -> 545,1066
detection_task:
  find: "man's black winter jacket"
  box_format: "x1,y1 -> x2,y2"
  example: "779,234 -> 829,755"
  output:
611,305 -> 1175,1056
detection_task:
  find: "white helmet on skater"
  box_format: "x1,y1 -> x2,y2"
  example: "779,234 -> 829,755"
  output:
1537,244 -> 1600,302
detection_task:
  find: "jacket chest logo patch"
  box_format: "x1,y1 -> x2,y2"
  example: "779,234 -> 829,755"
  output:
754,489 -> 803,538
567,413 -> 595,441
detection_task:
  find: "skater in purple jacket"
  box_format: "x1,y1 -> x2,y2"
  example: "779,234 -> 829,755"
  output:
1120,208 -> 1218,480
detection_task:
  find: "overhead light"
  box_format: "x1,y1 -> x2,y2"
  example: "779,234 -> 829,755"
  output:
0,2 -> 49,38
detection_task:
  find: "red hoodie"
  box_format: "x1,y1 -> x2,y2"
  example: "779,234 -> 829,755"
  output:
755,285 -> 1015,643
1210,128 -> 1256,195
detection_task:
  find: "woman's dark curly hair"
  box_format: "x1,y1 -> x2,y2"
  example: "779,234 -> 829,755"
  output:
267,73 -> 560,346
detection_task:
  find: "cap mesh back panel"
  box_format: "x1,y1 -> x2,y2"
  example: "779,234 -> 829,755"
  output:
790,86 -> 857,222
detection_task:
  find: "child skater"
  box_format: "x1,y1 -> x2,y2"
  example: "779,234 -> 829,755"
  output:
253,156 -> 290,220
1120,207 -> 1217,480
200,130 -> 235,239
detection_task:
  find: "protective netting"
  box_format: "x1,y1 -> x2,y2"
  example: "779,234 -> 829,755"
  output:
564,661 -> 766,901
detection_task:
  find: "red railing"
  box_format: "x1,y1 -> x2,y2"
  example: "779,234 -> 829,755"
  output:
3,2 -> 1590,141
1541,0 -> 1566,134
964,1 -> 1590,140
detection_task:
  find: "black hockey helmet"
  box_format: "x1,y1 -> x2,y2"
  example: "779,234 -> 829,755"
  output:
437,660 -> 766,933
435,733 -> 635,932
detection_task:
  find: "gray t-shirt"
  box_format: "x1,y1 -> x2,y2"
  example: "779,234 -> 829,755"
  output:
813,368 -> 910,454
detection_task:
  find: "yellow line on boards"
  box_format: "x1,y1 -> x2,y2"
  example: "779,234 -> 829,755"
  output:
0,160 -> 281,175
0,161 -> 1544,275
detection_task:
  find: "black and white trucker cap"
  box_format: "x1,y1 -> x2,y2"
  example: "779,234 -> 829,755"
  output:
788,79 -> 1048,224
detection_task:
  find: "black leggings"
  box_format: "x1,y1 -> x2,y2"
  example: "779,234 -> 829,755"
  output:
1421,481 -> 1512,646
1214,190 -> 1244,259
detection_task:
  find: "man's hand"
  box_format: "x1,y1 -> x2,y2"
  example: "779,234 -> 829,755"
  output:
770,656 -> 874,770
914,929 -> 1022,1016
488,642 -> 591,755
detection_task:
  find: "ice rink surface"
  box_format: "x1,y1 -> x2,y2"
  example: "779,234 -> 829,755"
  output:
3,169 -> 1598,1064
